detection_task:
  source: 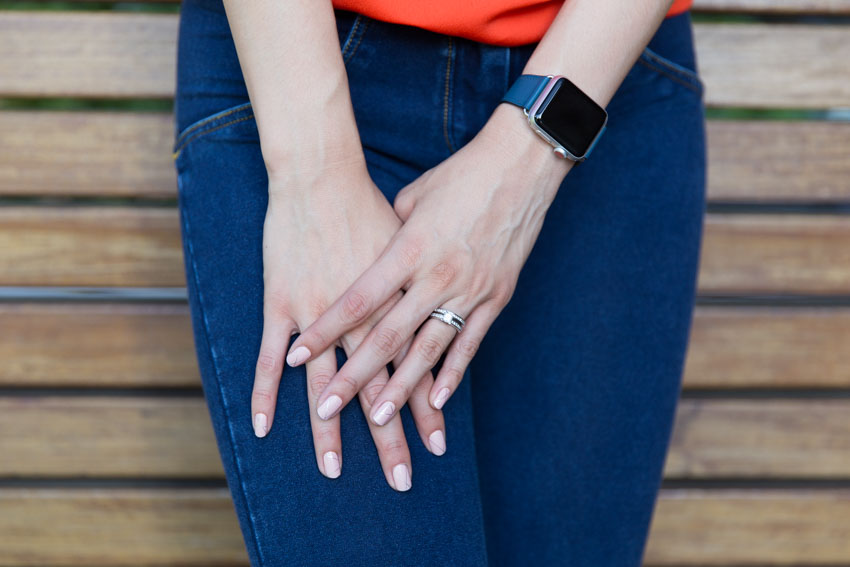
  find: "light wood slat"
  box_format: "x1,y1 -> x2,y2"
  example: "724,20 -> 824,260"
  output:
4,208 -> 850,293
693,0 -> 850,13
0,303 -> 198,388
693,23 -> 850,108
0,397 -> 222,477
4,303 -> 850,389
2,397 -> 847,478
4,115 -> 849,202
684,306 -> 850,388
0,111 -> 176,198
0,12 -> 177,99
0,207 -> 184,287
706,120 -> 850,202
645,489 -> 850,564
1,488 -> 848,565
2,13 -> 850,107
697,214 -> 850,294
665,399 -> 850,478
0,488 -> 248,566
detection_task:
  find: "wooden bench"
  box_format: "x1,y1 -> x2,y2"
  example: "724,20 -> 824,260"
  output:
1,1 -> 849,564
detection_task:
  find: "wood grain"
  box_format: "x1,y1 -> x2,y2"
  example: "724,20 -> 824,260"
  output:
4,114 -> 849,202
2,13 -> 849,107
4,208 -> 850,294
1,488 -> 848,565
0,303 -> 198,388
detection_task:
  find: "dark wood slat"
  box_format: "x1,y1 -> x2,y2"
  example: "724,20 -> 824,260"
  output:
693,0 -> 850,13
2,13 -> 850,107
4,114 -> 849,202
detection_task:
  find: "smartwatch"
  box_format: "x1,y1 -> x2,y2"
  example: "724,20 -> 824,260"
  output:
500,74 -> 608,162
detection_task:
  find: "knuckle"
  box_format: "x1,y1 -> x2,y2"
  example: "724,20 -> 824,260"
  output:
492,281 -> 516,306
361,379 -> 385,406
308,373 -> 333,398
338,372 -> 362,398
439,365 -> 464,386
252,388 -> 275,405
428,260 -> 458,290
255,350 -> 280,376
456,336 -> 480,358
313,427 -> 338,445
265,289 -> 290,314
341,290 -> 372,322
416,336 -> 445,367
307,295 -> 329,319
380,438 -> 406,455
372,326 -> 403,357
397,239 -> 424,271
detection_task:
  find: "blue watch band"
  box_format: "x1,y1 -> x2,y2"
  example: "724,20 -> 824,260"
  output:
500,74 -> 551,111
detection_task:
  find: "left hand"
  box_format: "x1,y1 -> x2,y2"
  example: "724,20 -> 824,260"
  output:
285,104 -> 573,427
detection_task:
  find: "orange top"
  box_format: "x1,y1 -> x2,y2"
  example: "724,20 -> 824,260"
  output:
333,0 -> 693,46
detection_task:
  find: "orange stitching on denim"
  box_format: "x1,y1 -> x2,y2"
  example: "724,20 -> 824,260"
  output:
172,114 -> 255,161
343,18 -> 370,65
173,103 -> 252,150
442,37 -> 455,153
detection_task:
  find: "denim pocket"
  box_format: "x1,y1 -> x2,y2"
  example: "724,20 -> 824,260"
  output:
335,10 -> 374,68
636,45 -> 704,95
171,101 -> 256,166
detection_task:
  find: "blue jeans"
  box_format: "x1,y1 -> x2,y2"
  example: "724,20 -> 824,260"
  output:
172,2 -> 706,565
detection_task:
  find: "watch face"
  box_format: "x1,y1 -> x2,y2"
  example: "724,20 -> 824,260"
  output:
533,77 -> 608,158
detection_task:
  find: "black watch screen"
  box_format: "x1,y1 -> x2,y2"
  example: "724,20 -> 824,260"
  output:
533,77 -> 608,158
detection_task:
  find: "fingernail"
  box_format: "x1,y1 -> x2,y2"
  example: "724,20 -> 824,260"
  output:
317,395 -> 343,420
253,413 -> 268,438
286,345 -> 311,367
372,401 -> 396,426
429,429 -> 446,456
392,463 -> 411,491
323,451 -> 341,478
433,387 -> 450,410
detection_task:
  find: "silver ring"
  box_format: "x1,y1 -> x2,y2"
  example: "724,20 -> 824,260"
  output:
429,308 -> 466,333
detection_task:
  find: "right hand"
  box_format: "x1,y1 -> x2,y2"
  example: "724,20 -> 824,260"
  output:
251,160 -> 447,492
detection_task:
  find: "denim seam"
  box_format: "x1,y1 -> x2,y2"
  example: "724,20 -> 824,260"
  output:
637,49 -> 703,94
173,102 -> 252,154
179,202 -> 266,566
343,18 -> 370,65
172,114 -> 255,161
442,36 -> 457,153
340,14 -> 363,61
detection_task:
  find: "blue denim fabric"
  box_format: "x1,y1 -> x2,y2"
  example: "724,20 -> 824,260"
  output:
172,2 -> 706,565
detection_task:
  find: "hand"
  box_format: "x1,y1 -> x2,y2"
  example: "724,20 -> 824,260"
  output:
284,104 -> 573,425
251,160 -> 447,492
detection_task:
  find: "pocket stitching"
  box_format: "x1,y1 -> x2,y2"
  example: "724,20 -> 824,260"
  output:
638,46 -> 703,94
173,102 -> 253,154
340,14 -> 371,66
172,106 -> 255,161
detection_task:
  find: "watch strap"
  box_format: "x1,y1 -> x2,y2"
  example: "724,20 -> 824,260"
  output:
501,74 -> 550,111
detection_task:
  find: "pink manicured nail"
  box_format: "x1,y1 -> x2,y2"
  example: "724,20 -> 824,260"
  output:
286,345 -> 311,366
433,387 -> 450,409
372,401 -> 396,426
323,451 -> 341,478
392,463 -> 411,491
429,430 -> 446,456
317,395 -> 343,420
253,413 -> 268,438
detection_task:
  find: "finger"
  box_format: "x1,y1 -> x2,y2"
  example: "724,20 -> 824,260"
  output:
285,237 -> 423,367
314,282 -> 438,422
252,298 -> 298,438
393,337 -> 446,456
430,302 -> 499,410
305,347 -> 343,479
369,315 -> 460,427
358,377 -> 413,492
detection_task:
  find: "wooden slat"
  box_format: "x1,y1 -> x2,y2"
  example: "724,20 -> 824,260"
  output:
3,208 -> 850,293
693,0 -> 850,13
4,303 -> 850,389
706,120 -> 850,202
684,306 -> 850,388
4,115 -> 849,202
0,207 -> 183,287
1,488 -> 848,565
645,489 -> 850,564
0,397 -> 222,477
0,488 -> 248,566
0,303 -> 198,388
2,397 -> 847,478
2,13 -> 849,107
0,111 -> 176,198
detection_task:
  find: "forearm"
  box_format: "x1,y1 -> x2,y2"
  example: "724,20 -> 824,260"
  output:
480,0 -> 674,187
222,0 -> 363,177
